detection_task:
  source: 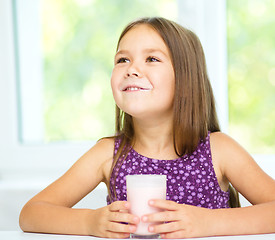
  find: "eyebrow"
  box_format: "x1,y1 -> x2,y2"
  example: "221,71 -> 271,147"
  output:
115,48 -> 169,57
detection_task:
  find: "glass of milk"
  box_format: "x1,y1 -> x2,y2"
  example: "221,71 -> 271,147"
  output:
126,174 -> 167,239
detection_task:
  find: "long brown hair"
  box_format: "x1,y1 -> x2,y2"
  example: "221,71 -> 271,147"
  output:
109,17 -> 240,207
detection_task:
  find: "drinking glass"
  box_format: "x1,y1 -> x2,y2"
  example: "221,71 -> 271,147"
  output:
126,174 -> 167,239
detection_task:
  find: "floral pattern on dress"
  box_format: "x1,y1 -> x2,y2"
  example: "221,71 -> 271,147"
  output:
107,132 -> 230,209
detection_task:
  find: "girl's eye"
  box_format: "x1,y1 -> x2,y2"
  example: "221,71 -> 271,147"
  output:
146,56 -> 160,62
116,57 -> 129,64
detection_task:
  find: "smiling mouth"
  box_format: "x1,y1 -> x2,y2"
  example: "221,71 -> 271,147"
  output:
123,87 -> 151,91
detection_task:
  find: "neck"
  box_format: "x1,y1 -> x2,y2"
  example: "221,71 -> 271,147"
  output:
132,116 -> 177,160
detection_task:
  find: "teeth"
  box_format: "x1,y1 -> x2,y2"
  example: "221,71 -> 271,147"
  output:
126,87 -> 140,91
123,87 -> 151,91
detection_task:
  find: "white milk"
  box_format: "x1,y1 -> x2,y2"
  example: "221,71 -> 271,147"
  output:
126,175 -> 167,237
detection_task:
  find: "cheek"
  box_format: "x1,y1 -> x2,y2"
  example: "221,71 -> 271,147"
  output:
110,70 -> 118,93
163,74 -> 175,104
110,77 -> 115,93
110,74 -> 121,106
110,82 -> 119,103
161,71 -> 175,93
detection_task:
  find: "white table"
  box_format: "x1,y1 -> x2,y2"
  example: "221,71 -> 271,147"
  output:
1,231 -> 275,240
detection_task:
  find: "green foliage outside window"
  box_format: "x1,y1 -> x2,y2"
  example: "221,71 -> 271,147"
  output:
227,0 -> 275,154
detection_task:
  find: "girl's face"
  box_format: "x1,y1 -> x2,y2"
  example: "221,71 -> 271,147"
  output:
111,24 -> 175,120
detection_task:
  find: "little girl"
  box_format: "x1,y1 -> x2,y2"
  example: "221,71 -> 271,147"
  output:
20,17 -> 275,239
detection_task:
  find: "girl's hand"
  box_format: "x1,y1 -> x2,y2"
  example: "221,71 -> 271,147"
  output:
141,199 -> 212,239
89,201 -> 139,238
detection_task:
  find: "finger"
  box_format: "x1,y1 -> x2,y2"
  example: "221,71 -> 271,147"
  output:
119,209 -> 129,213
149,221 -> 181,234
149,199 -> 179,211
142,210 -> 179,223
109,201 -> 130,212
106,221 -> 137,234
110,211 -> 139,225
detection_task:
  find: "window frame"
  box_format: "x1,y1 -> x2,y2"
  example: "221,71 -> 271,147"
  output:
0,0 -> 274,181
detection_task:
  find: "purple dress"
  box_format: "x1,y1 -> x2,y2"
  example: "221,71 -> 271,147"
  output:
107,132 -> 230,209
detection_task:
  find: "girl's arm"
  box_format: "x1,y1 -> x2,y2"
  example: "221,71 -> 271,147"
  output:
209,132 -> 275,235
142,132 -> 275,238
19,138 -> 138,238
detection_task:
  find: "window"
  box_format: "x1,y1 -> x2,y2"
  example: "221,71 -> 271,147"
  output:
1,0 -> 273,181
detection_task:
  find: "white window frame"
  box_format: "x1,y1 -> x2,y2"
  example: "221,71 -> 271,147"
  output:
0,0 -> 274,182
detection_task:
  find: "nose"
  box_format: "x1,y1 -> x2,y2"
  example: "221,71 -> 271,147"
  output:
125,62 -> 142,78
126,72 -> 139,77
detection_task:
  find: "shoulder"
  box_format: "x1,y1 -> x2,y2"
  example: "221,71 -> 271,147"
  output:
210,131 -> 236,146
94,137 -> 115,156
81,137 -> 115,164
73,137 -> 115,183
209,131 -> 249,165
209,131 -> 247,157
209,131 -> 256,184
209,131 -> 252,179
209,131 -> 252,158
90,137 -> 115,171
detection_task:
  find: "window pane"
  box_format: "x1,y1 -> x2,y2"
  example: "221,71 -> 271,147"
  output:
227,0 -> 275,154
41,0 -> 178,142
